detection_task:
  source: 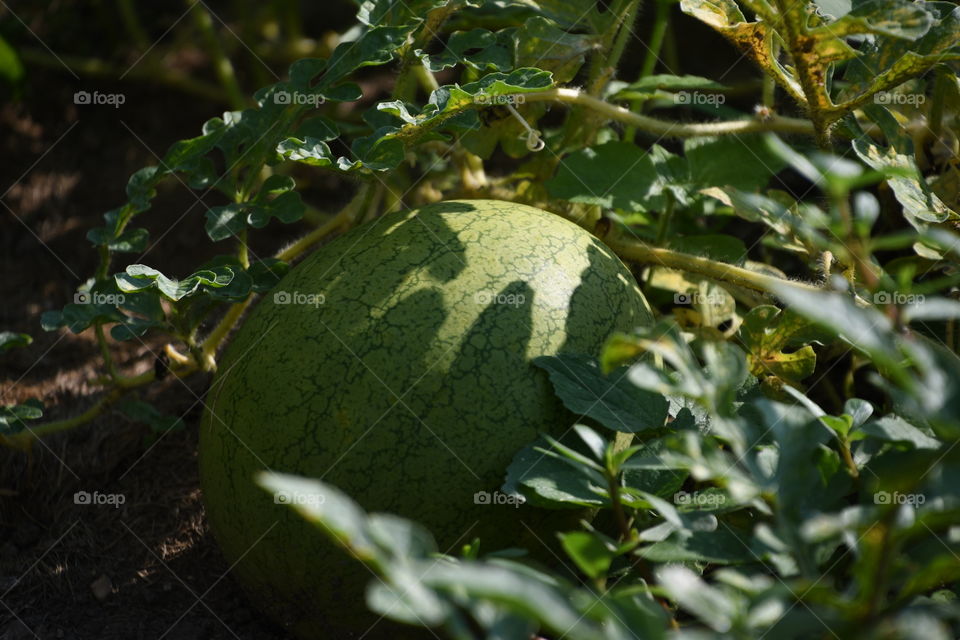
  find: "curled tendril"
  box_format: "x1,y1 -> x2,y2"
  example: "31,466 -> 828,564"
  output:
505,103 -> 545,152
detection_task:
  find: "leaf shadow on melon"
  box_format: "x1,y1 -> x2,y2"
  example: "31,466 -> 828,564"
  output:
560,243 -> 653,355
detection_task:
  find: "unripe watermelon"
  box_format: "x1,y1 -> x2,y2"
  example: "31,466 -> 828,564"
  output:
199,199 -> 652,638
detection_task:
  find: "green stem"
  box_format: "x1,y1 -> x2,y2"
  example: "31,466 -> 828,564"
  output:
762,73 -> 776,108
605,0 -> 642,88
644,193 -> 674,291
238,228 -> 250,269
928,65 -> 949,141
608,473 -> 632,542
862,518 -> 896,623
200,190 -> 365,369
199,297 -> 252,371
655,194 -> 674,247
773,0 -> 831,147
640,0 -> 670,79
2,367 -> 173,450
115,0 -> 151,49
839,439 -> 860,479
393,5 -> 457,101
414,63 -> 440,94
522,88 -> 816,138
274,196 -> 358,263
562,0 -> 640,151
625,0 -> 672,141
187,0 -> 247,110
604,233 -> 823,297
95,323 -> 120,382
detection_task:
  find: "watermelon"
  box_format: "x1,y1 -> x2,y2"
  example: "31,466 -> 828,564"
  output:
199,199 -> 652,638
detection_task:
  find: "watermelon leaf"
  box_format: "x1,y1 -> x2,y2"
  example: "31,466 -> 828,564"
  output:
533,354 -> 669,434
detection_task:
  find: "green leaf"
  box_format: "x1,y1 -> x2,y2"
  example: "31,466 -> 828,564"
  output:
612,74 -> 727,99
249,259 -> 290,292
117,399 -> 184,433
559,532 -> 616,580
115,264 -> 235,301
573,424 -> 608,462
420,562 -> 606,640
248,190 -> 305,228
514,16 -> 596,83
320,25 -> 418,89
460,67 -> 553,97
0,332 -> 31,353
685,135 -> 788,192
538,434 -> 606,475
256,473 -> 380,564
669,234 -> 748,266
533,354 -> 669,434
277,137 -> 338,168
109,290 -> 168,340
740,305 -> 819,386
770,284 -> 905,382
858,415 -> 942,450
750,399 -> 842,520
638,526 -> 757,564
41,293 -> 128,334
0,35 -> 25,87
366,566 -> 450,626
503,435 -> 607,508
546,142 -> 662,211
811,0 -> 934,40
622,438 -> 688,498
657,565 -> 736,632
351,129 -> 407,171
126,166 -> 163,211
86,208 -> 151,253
367,513 -> 437,559
515,0 -> 615,33
419,28 -> 514,72
853,134 -> 956,227
839,3 -> 960,108
204,189 -> 305,242
0,399 -> 42,436
162,128 -> 224,171
357,0 -> 455,27
679,0 -> 785,99
87,226 -> 149,253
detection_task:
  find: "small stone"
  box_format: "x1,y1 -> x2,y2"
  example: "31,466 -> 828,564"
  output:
90,574 -> 113,601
